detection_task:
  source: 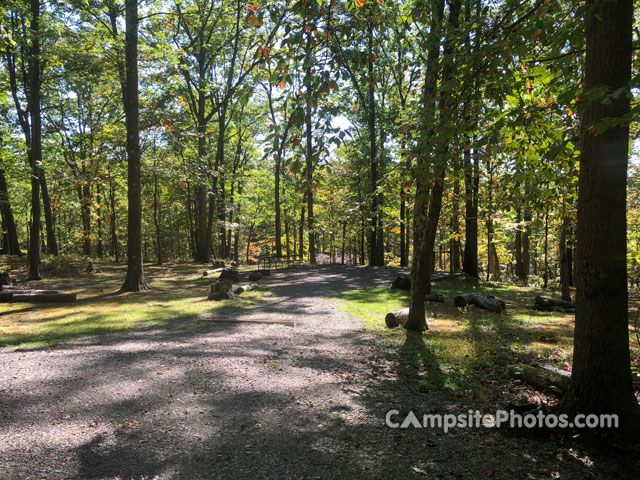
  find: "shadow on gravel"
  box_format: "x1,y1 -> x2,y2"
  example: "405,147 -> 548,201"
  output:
2,265 -> 636,479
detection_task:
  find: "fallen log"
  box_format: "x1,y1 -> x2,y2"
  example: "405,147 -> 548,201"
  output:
390,275 -> 411,290
208,280 -> 237,301
508,363 -> 570,394
8,292 -> 76,303
534,296 -> 574,309
236,283 -> 258,294
425,294 -> 444,303
202,267 -> 224,277
526,303 -> 575,314
454,293 -> 506,313
385,308 -> 410,328
217,268 -> 240,282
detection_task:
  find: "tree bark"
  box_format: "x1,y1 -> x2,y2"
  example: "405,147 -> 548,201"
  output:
462,145 -> 479,277
0,166 -> 21,255
406,0 -> 455,332
27,0 -> 42,280
558,0 -> 639,436
39,171 -> 57,256
120,0 -> 148,292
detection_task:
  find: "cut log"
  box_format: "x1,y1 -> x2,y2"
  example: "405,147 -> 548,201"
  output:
454,293 -> 506,313
208,280 -> 236,301
425,294 -> 444,302
217,268 -> 240,282
9,293 -> 76,303
236,283 -> 258,294
534,296 -> 574,309
385,308 -> 410,328
390,275 -> 411,290
248,271 -> 263,282
508,363 -> 570,394
526,303 -> 575,314
202,267 -> 224,277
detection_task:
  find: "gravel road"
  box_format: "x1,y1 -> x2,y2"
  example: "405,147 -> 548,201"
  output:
0,265 -> 635,479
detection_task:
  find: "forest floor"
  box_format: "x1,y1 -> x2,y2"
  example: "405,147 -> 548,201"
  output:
1,262 -> 639,479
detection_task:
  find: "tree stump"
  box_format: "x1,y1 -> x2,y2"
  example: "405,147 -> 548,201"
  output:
390,275 -> 411,290
217,268 -> 240,282
207,280 -> 236,301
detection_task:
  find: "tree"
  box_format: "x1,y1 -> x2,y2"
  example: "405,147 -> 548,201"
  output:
558,0 -> 639,435
120,0 -> 147,292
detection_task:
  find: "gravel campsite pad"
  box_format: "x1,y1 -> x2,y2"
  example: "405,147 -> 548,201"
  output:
0,265 -> 635,479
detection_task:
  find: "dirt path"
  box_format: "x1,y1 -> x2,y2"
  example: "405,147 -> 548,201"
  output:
0,265 -> 633,479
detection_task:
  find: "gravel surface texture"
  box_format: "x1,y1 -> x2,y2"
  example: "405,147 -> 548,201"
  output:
0,265 -> 636,479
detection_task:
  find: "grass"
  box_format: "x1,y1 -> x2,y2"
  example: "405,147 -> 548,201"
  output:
333,276 -> 640,409
0,261 -> 274,348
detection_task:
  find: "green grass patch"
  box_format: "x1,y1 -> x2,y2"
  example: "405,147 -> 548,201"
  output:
332,277 -> 584,409
0,262 -> 275,348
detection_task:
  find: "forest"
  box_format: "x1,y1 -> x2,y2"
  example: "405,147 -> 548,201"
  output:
1,0 -> 640,478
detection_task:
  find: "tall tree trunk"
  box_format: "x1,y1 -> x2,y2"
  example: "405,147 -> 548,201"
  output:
522,200 -> 531,283
543,204 -> 549,288
367,18 -> 380,266
120,0 -> 147,292
195,110 -> 209,263
341,220 -> 346,265
450,155 -> 461,273
153,167 -> 162,265
400,186 -> 407,267
109,173 -> 119,262
462,145 -> 479,277
27,0 -> 42,280
515,206 -> 523,278
275,151 -> 282,258
299,203 -> 305,261
40,171 -> 57,255
78,180 -> 91,256
559,206 -> 571,302
406,0 -> 456,331
0,166 -> 21,255
559,0 -> 639,436
96,183 -> 103,258
285,216 -> 290,262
